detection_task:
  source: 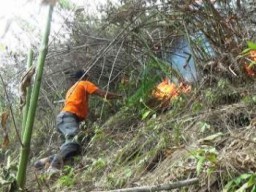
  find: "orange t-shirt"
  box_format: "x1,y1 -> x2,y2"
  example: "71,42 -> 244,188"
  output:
62,81 -> 99,120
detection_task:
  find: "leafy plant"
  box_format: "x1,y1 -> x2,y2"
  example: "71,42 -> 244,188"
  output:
106,167 -> 133,188
247,41 -> 256,50
223,173 -> 256,192
241,41 -> 256,55
191,101 -> 203,113
198,121 -> 211,133
242,95 -> 256,105
88,158 -> 107,173
173,123 -> 182,145
191,147 -> 218,176
57,166 -> 76,187
90,126 -> 105,144
0,156 -> 18,190
217,79 -> 228,89
141,109 -> 153,120
59,0 -> 74,10
239,41 -> 256,68
205,89 -> 215,104
140,99 -> 156,120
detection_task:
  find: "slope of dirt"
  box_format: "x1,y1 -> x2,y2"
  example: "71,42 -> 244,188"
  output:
25,81 -> 256,192
84,82 -> 256,192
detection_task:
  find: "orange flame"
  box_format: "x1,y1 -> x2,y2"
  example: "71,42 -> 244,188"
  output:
244,64 -> 256,77
244,50 -> 256,77
152,78 -> 191,101
249,50 -> 256,59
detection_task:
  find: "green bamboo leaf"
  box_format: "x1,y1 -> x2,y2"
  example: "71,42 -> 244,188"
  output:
251,185 -> 256,192
247,175 -> 256,187
223,180 -> 235,192
248,61 -> 256,68
247,41 -> 256,50
223,174 -> 252,192
239,173 -> 253,180
196,156 -> 205,175
142,110 -> 151,120
241,48 -> 251,55
232,173 -> 251,187
236,181 -> 252,192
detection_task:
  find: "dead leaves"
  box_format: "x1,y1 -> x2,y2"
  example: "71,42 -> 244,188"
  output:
198,132 -> 224,146
1,111 -> 9,149
19,66 -> 35,110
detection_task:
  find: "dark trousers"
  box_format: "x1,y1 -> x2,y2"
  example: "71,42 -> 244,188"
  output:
56,111 -> 81,160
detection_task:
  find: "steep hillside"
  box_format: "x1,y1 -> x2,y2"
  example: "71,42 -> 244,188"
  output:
25,79 -> 256,192
1,1 -> 256,192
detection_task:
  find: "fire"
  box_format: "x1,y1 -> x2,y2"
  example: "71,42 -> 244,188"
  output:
244,64 -> 256,77
152,78 -> 191,102
250,50 -> 256,58
152,78 -> 178,100
244,50 -> 256,77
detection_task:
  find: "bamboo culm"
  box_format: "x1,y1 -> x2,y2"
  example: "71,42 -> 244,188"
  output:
16,5 -> 54,189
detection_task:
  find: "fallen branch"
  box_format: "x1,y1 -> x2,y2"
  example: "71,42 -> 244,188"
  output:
93,178 -> 199,192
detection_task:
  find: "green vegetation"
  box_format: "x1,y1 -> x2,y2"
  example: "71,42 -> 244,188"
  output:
0,0 -> 256,191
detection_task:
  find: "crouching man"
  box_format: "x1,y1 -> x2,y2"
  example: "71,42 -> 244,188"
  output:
34,70 -> 122,173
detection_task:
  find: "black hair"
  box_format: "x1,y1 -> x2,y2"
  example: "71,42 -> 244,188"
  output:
70,70 -> 88,80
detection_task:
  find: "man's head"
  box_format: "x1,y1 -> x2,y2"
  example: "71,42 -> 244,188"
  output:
69,70 -> 88,80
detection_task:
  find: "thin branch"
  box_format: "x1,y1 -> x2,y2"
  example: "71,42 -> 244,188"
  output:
0,73 -> 24,147
99,40 -> 124,119
98,56 -> 106,84
106,40 -> 124,93
92,178 -> 199,192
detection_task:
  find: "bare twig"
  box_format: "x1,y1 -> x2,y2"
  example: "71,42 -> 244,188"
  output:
34,171 -> 43,192
0,73 -> 24,147
92,178 -> 199,192
100,40 -> 124,119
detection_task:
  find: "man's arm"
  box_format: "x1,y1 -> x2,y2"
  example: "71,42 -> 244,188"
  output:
93,89 -> 122,99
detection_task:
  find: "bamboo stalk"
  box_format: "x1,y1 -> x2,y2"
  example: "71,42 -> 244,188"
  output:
16,5 -> 54,189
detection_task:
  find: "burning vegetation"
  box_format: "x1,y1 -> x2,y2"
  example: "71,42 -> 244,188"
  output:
244,50 -> 256,77
151,78 -> 191,110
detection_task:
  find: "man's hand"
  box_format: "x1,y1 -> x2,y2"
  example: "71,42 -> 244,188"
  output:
94,89 -> 122,100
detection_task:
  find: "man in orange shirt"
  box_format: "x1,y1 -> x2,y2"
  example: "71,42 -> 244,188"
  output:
34,70 -> 121,172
